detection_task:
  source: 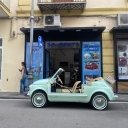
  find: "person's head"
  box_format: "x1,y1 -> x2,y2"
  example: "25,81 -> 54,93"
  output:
21,62 -> 26,67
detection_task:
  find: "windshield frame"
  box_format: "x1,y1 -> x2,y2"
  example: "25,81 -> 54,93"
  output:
50,68 -> 64,80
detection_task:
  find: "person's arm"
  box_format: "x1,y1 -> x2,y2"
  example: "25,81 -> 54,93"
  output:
21,68 -> 24,79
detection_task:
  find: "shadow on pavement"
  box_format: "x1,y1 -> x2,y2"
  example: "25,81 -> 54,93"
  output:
12,98 -> 128,111
20,100 -> 94,110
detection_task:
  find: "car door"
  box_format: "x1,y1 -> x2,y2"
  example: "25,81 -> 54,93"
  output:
48,91 -> 87,103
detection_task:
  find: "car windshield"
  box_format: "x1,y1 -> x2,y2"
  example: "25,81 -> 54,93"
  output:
51,68 -> 64,79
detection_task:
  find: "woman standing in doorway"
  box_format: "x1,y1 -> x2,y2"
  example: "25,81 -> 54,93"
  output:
19,62 -> 28,93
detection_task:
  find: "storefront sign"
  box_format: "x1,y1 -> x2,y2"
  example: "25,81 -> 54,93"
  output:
45,41 -> 80,49
83,44 -> 100,52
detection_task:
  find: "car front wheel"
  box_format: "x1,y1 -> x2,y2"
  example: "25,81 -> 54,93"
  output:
31,91 -> 48,108
91,93 -> 108,110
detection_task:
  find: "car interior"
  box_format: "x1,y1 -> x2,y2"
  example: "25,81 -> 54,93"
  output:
51,70 -> 103,94
51,75 -> 81,93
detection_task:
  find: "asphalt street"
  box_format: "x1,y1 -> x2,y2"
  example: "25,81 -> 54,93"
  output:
0,99 -> 128,128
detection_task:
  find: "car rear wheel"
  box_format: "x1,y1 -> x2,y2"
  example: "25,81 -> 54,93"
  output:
31,91 -> 48,108
91,93 -> 108,110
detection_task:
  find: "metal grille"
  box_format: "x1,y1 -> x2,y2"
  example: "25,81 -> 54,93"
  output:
38,0 -> 86,2
37,0 -> 86,12
120,14 -> 128,24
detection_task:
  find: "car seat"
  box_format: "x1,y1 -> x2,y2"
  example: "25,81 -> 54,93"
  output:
61,81 -> 81,93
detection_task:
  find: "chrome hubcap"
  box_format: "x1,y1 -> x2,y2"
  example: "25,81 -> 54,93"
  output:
32,93 -> 46,107
96,98 -> 104,106
36,96 -> 42,103
93,95 -> 107,110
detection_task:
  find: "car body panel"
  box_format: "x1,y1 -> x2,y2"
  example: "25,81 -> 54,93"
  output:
28,78 -> 50,97
27,68 -> 116,103
48,93 -> 87,102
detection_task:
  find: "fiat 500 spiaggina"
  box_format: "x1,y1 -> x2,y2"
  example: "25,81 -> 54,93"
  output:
27,68 -> 117,110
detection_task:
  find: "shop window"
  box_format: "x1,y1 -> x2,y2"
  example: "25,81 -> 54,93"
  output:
25,42 -> 44,83
117,41 -> 128,80
82,41 -> 102,84
117,40 -> 128,93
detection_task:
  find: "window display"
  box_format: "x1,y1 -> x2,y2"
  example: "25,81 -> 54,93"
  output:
117,41 -> 128,80
26,42 -> 44,83
82,41 -> 102,84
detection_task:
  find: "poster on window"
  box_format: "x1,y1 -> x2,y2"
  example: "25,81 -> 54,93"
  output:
26,42 -> 44,84
82,41 -> 102,84
117,41 -> 128,80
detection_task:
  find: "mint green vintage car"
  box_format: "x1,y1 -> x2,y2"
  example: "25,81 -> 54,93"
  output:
27,68 -> 117,110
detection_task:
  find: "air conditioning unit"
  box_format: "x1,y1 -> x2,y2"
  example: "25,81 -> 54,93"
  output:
44,14 -> 61,27
117,13 -> 128,27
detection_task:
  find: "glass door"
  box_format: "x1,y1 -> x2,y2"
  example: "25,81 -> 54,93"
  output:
0,38 -> 2,89
116,40 -> 128,93
0,49 -> 2,89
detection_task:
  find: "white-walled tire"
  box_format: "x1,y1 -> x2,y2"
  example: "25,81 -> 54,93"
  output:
91,93 -> 108,110
31,92 -> 48,108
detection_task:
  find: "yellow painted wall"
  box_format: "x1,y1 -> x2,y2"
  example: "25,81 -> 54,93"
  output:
18,17 -> 116,33
33,0 -> 127,10
0,19 -> 25,92
16,0 -> 128,17
1,0 -> 126,92
18,0 -> 30,6
16,8 -> 128,17
86,0 -> 126,8
102,32 -> 114,78
10,0 -> 19,17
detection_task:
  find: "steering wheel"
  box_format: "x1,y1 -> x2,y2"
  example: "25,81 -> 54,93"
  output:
57,75 -> 63,84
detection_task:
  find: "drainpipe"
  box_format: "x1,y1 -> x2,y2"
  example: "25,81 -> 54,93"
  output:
10,18 -> 13,39
28,0 -> 34,85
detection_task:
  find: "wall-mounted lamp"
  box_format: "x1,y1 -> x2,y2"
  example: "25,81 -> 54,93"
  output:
60,30 -> 65,32
93,29 -> 98,31
76,30 -> 81,32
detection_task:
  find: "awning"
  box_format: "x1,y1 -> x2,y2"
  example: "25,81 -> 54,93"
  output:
20,27 -> 106,35
110,27 -> 128,33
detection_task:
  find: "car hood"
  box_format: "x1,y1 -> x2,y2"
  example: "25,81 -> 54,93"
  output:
33,78 -> 50,85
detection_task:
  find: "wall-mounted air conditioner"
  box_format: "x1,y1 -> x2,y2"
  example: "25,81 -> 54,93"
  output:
117,13 -> 128,27
43,14 -> 61,27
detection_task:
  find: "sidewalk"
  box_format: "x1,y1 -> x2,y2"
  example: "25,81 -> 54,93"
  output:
0,92 -> 128,102
0,92 -> 29,99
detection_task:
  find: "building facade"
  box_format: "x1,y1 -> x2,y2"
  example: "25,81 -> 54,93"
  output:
0,0 -> 128,93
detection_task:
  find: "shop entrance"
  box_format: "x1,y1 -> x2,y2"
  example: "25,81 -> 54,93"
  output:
21,27 -> 105,87
45,41 -> 81,87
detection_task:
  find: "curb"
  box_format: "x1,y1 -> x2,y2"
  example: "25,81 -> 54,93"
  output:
110,100 -> 128,102
0,96 -> 30,99
0,97 -> 128,102
0,96 -> 29,99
